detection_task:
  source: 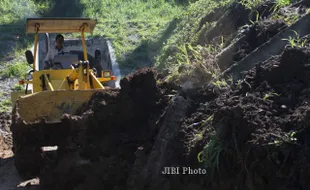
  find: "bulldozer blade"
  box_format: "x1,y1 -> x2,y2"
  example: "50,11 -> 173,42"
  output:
14,90 -> 101,124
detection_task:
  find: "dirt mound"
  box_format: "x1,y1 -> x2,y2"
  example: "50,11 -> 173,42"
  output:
9,48 -> 310,190
38,68 -> 178,190
37,47 -> 310,190
188,46 -> 310,189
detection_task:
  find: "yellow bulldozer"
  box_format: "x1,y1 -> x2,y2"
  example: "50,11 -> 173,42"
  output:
10,18 -> 116,178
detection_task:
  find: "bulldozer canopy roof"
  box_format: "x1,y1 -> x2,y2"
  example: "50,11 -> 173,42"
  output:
26,18 -> 97,33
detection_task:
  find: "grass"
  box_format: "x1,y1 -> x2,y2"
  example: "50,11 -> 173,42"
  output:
239,0 -> 291,11
0,43 -> 32,79
263,92 -> 280,101
154,0 -> 232,72
0,99 -> 11,112
0,0 -> 49,80
238,0 -> 265,10
0,61 -> 29,79
1,0 -> 185,75
79,0 -> 184,70
282,30 -> 308,48
198,135 -> 227,178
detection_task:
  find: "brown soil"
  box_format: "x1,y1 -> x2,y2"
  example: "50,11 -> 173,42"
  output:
28,68 -> 177,190
3,45 -> 310,190
0,112 -> 12,157
233,19 -> 287,62
0,112 -> 40,190
7,45 -> 310,190
194,46 -> 310,189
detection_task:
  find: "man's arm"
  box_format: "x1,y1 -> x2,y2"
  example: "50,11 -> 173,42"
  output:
44,49 -> 52,63
44,49 -> 53,69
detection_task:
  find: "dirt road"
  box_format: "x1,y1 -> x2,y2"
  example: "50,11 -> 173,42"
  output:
0,154 -> 40,190
0,112 -> 40,190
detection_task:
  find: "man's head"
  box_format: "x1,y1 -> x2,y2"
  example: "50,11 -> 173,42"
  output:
55,34 -> 64,49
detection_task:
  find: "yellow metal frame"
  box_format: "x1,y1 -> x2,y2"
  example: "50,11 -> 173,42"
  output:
26,18 -> 97,33
8,17 -> 122,126
33,24 -> 39,71
11,18 -> 117,112
31,21 -> 90,73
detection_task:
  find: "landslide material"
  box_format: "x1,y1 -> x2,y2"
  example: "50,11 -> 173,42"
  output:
181,46 -> 310,189
39,47 -> 310,190
38,68 -> 174,190
15,89 -> 105,123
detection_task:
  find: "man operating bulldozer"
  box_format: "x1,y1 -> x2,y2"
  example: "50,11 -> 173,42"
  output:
44,34 -> 68,69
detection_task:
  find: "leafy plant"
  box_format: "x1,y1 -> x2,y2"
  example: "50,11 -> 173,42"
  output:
239,0 -> 264,10
282,30 -> 308,48
176,43 -> 191,65
268,131 -> 298,146
200,114 -> 214,128
236,79 -> 242,89
263,92 -> 280,100
197,136 -> 227,177
249,11 -> 261,25
212,79 -> 228,89
272,0 -> 291,12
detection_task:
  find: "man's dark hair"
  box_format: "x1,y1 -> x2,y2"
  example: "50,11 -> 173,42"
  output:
55,34 -> 64,42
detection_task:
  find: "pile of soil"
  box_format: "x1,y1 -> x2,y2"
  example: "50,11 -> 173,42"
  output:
189,46 -> 310,189
9,47 -> 310,190
36,68 -> 179,190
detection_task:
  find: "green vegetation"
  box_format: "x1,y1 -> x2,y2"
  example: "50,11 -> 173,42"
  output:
198,135 -> 227,178
239,0 -> 291,10
0,0 -> 49,79
0,99 -> 11,112
1,0 -> 186,73
0,0 -> 297,79
268,131 -> 299,146
282,30 -> 308,48
263,92 -> 280,101
80,0 -> 184,70
0,46 -> 30,79
1,0 -> 36,24
0,61 -> 29,79
154,0 -> 232,79
239,0 -> 264,10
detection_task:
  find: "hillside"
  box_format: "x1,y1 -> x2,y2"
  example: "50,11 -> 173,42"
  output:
1,0 -> 310,189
